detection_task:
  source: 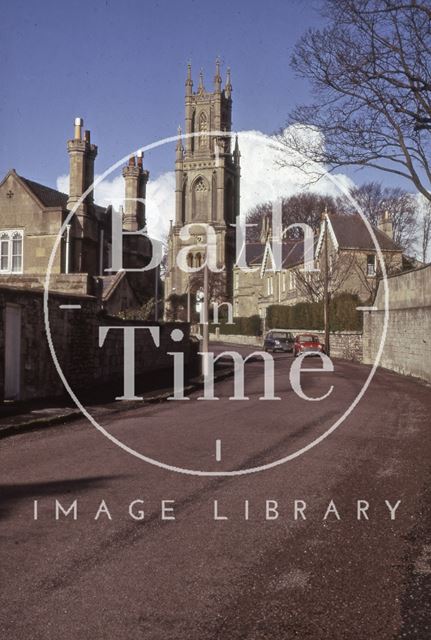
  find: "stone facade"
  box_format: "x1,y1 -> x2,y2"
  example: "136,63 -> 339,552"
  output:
164,63 -> 240,306
234,211 -> 406,320
0,118 -> 153,308
362,264 -> 431,382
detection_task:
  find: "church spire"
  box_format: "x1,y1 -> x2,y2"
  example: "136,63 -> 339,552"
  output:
185,63 -> 193,96
214,57 -> 222,92
233,134 -> 240,166
225,67 -> 232,98
198,68 -> 205,93
176,125 -> 184,159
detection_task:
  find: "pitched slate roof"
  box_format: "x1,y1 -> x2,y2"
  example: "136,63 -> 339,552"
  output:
19,174 -> 107,216
328,213 -> 401,251
248,239 -> 308,269
20,176 -> 69,208
244,242 -> 265,265
243,212 -> 401,272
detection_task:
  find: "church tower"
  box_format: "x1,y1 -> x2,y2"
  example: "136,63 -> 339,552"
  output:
165,61 -> 240,304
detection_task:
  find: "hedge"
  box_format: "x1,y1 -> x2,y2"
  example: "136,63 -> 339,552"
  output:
266,293 -> 362,332
210,315 -> 262,336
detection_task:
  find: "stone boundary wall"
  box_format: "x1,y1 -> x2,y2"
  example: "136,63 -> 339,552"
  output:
209,333 -> 263,348
210,329 -> 363,361
0,273 -> 91,294
0,285 -> 192,401
363,264 -> 431,383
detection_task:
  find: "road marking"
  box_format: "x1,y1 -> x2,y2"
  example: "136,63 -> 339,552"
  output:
356,306 -> 378,311
216,439 -> 222,462
59,304 -> 82,310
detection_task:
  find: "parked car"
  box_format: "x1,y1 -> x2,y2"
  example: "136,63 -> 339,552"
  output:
293,334 -> 324,357
263,330 -> 294,353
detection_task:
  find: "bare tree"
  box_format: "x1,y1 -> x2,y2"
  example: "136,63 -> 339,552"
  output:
342,182 -> 418,251
419,197 -> 431,262
188,270 -> 226,304
247,192 -> 337,241
279,0 -> 431,202
293,251 -> 357,303
352,251 -> 404,301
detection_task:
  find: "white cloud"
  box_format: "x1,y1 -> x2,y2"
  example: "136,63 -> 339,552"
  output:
57,127 -> 353,243
56,171 -> 175,242
237,129 -> 354,215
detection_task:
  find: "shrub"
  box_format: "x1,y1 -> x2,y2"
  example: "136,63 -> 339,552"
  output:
210,315 -> 262,336
267,294 -> 362,332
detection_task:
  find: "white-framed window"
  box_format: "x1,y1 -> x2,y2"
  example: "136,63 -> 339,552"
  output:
282,272 -> 286,293
0,230 -> 23,274
267,276 -> 273,296
234,271 -> 239,290
367,254 -> 376,277
289,271 -> 296,290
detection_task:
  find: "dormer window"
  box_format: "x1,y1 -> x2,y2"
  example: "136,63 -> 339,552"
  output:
0,230 -> 23,274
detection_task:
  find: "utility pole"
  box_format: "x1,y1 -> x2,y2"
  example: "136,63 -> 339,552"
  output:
154,262 -> 163,322
187,273 -> 191,324
202,259 -> 209,375
323,212 -> 330,356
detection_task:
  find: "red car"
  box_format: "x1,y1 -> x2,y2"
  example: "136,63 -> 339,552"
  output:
293,334 -> 324,357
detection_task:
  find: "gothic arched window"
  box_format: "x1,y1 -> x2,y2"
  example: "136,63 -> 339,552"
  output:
11,232 -> 23,273
192,176 -> 208,220
0,233 -> 9,271
191,111 -> 195,152
0,229 -> 23,273
211,172 -> 217,221
195,252 -> 202,268
187,253 -> 194,268
198,112 -> 208,148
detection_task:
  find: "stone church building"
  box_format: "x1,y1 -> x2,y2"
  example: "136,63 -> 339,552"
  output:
164,62 -> 240,306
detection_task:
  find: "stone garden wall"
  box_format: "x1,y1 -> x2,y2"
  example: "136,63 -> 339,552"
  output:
0,285 -> 193,401
362,264 -> 431,383
209,329 -> 363,361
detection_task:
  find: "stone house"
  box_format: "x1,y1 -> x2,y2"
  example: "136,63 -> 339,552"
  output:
0,118 -> 162,402
0,117 -> 154,312
233,209 -> 406,320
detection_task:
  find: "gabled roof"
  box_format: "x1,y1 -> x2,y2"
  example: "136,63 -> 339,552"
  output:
20,176 -> 69,208
243,211 -> 402,275
2,170 -> 109,215
249,238 -> 308,275
244,242 -> 266,265
326,213 -> 401,252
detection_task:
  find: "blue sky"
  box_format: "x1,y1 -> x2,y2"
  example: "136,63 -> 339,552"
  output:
2,0 -> 408,193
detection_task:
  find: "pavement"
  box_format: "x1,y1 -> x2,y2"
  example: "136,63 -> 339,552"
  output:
1,345 -> 431,639
0,345 -> 240,438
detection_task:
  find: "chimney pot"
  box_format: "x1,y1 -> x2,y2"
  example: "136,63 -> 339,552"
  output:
129,155 -> 136,167
84,130 -> 91,143
74,117 -> 83,140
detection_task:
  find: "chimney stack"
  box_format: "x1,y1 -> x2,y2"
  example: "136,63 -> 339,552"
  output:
74,117 -> 83,140
67,117 -> 98,211
122,152 -> 149,231
378,209 -> 393,239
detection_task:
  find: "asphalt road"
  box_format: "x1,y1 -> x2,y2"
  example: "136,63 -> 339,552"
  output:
1,345 -> 431,639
